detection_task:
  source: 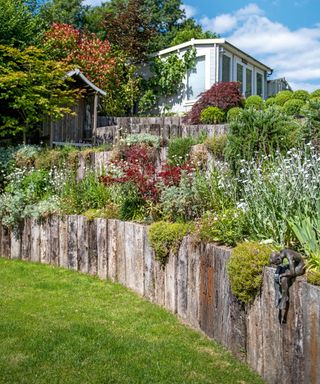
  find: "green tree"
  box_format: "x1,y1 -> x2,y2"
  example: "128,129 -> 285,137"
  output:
40,0 -> 86,28
0,45 -> 79,141
0,0 -> 43,47
170,19 -> 219,46
140,0 -> 185,51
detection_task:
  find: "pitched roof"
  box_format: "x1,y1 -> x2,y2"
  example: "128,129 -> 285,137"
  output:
66,69 -> 106,96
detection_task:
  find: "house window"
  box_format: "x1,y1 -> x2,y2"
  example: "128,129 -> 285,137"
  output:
256,73 -> 263,97
187,56 -> 205,100
246,68 -> 252,97
222,54 -> 231,82
237,63 -> 244,93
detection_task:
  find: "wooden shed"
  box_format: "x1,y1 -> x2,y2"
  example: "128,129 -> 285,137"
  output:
43,69 -> 106,146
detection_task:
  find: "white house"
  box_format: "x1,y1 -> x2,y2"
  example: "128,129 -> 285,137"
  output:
156,38 -> 273,114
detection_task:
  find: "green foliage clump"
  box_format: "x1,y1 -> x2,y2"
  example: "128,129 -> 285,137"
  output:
245,95 -> 264,110
204,134 -> 227,160
300,98 -> 320,148
167,136 -> 195,166
82,204 -> 120,221
196,209 -> 245,247
227,107 -> 242,122
274,90 -> 293,106
265,97 -> 276,107
0,147 -> 15,190
148,221 -> 194,265
293,90 -> 309,101
160,175 -> 202,222
0,166 -> 61,230
225,106 -> 300,174
138,90 -> 157,116
60,173 -> 111,214
283,99 -> 305,116
310,89 -> 320,99
288,209 -> 320,280
122,133 -> 160,148
227,242 -> 275,304
199,106 -> 225,124
14,145 -> 40,168
33,145 -> 80,170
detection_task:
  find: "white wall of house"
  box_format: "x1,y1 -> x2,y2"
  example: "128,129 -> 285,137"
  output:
156,39 -> 272,114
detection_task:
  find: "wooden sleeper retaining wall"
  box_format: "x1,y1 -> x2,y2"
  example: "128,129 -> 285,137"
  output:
0,216 -> 319,384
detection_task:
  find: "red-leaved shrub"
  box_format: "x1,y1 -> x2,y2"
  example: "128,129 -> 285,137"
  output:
100,144 -> 193,203
183,82 -> 244,124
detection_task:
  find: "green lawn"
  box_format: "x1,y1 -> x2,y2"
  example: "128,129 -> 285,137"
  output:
0,258 -> 264,384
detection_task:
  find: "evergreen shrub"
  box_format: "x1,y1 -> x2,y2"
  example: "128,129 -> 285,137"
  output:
265,97 -> 276,107
283,99 -> 305,116
245,95 -> 264,110
148,221 -> 194,265
293,90 -> 309,101
227,242 -> 276,304
274,90 -> 293,106
227,107 -> 242,122
199,106 -> 225,124
310,89 -> 320,98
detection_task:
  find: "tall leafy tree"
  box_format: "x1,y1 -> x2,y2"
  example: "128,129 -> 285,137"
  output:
0,0 -> 43,47
139,0 -> 185,51
44,23 -> 140,115
103,0 -> 156,62
170,19 -> 219,46
0,45 -> 79,140
40,0 -> 86,28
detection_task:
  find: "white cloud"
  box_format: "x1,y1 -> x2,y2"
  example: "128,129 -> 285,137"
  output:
200,3 -> 264,35
181,4 -> 197,19
201,14 -> 237,34
200,3 -> 320,91
235,3 -> 263,17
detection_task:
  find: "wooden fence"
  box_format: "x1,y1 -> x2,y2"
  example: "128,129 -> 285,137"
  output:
96,117 -> 228,144
0,216 -> 319,384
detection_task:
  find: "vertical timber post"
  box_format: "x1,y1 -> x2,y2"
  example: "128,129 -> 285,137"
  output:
92,92 -> 98,146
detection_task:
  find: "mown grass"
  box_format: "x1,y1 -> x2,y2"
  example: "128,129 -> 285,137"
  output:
0,258 -> 264,384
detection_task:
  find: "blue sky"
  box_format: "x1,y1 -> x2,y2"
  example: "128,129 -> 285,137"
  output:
84,0 -> 320,91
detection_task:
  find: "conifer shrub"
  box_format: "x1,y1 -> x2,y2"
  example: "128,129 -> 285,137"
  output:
183,82 -> 244,124
293,90 -> 309,101
148,221 -> 194,265
265,97 -> 276,107
227,242 -> 276,304
245,95 -> 264,110
310,89 -> 320,98
283,99 -> 305,116
227,107 -> 242,122
274,90 -> 293,106
199,106 -> 225,124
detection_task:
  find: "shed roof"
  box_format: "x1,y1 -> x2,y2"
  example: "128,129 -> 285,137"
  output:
66,69 -> 106,96
156,39 -> 272,73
